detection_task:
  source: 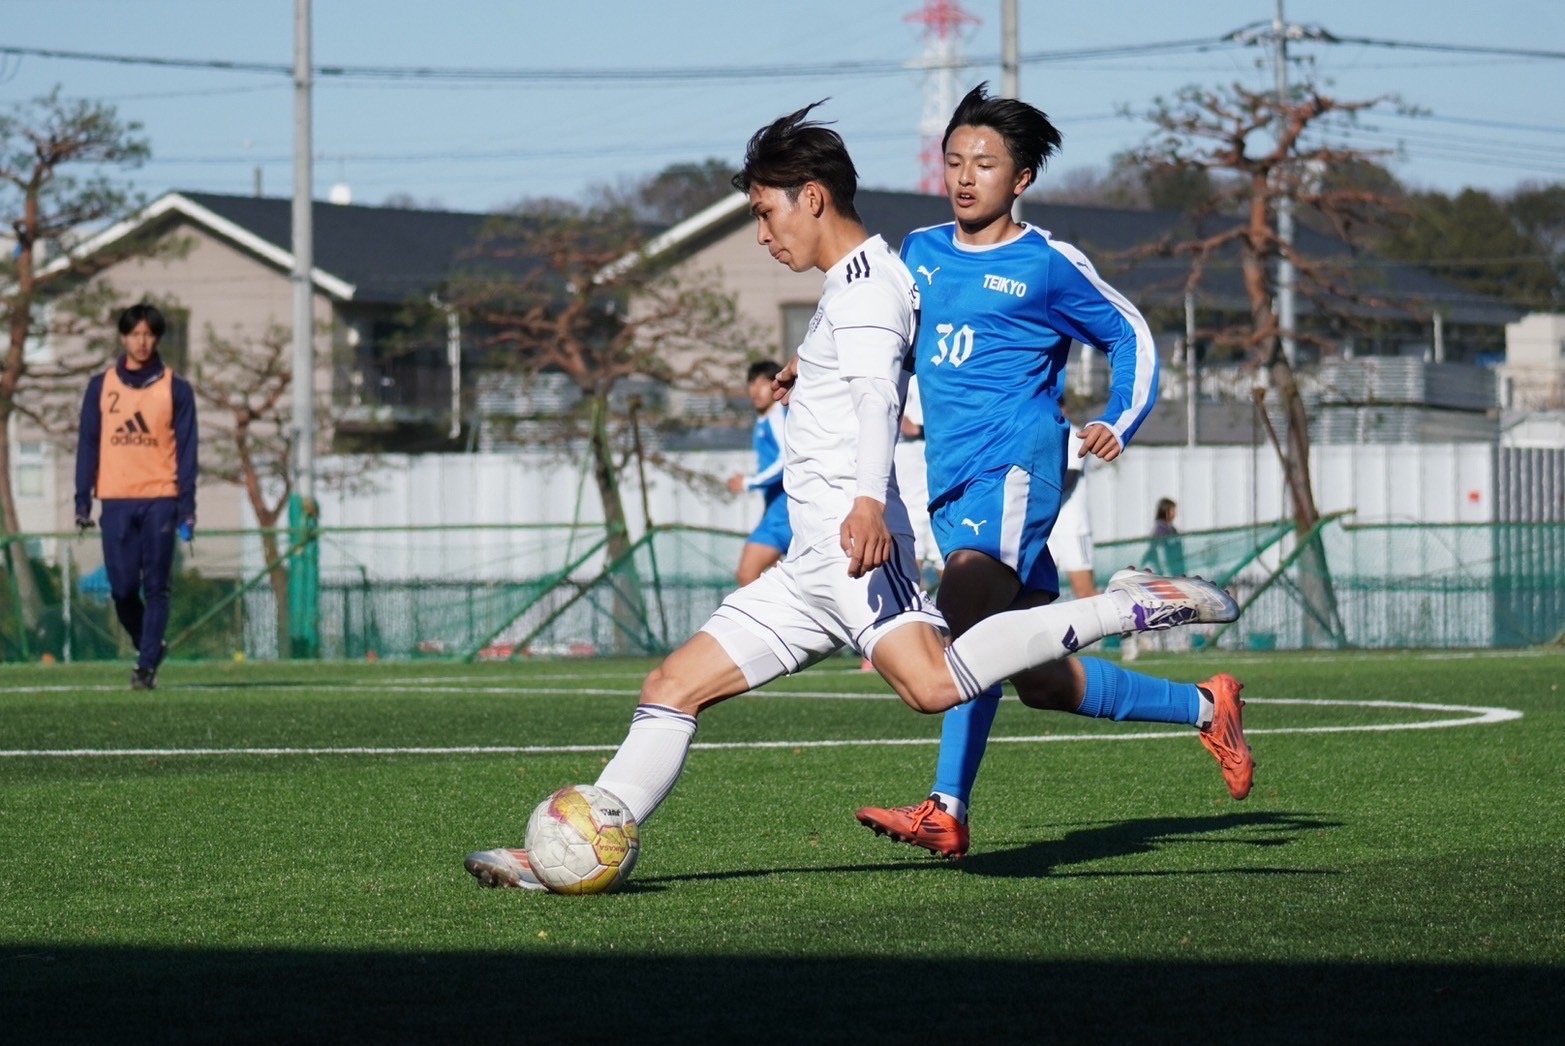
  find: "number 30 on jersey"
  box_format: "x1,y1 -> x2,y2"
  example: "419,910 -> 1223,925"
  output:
931,322 -> 975,367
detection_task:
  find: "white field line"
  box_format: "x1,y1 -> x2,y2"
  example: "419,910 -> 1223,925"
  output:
0,697 -> 1522,759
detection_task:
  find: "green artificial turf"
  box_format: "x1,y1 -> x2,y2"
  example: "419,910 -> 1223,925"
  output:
2,651 -> 1561,1042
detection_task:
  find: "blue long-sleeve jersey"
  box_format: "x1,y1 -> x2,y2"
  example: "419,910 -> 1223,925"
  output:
900,222 -> 1158,503
745,403 -> 786,507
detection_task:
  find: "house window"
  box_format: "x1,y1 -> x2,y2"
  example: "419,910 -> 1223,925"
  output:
22,303 -> 51,365
14,440 -> 44,499
156,306 -> 191,373
781,303 -> 815,355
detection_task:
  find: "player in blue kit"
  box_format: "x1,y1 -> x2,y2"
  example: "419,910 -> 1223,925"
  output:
727,359 -> 792,585
856,84 -> 1255,858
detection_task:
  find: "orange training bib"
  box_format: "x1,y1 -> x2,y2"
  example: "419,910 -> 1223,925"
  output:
96,366 -> 178,499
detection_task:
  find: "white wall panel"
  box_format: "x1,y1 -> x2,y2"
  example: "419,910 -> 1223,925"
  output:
300,444 -> 1500,570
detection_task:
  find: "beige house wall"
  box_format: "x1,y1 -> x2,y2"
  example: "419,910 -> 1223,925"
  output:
680,225 -> 823,357
24,221 -> 336,545
622,221 -> 820,401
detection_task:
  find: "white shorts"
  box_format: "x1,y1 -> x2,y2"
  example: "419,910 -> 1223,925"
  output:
1047,527 -> 1094,574
701,533 -> 946,687
1047,488 -> 1094,574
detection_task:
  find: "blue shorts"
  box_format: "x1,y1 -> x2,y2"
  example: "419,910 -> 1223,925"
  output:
748,494 -> 792,553
930,464 -> 1061,594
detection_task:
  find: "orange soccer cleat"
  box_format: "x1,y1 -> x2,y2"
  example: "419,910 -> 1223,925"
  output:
856,797 -> 969,858
1198,673 -> 1255,800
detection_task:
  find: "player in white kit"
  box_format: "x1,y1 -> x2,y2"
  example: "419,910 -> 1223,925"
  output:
463,102 -> 1238,890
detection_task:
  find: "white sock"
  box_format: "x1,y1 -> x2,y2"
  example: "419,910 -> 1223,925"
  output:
931,791 -> 968,823
594,704 -> 698,825
1196,687 -> 1215,731
946,594 -> 1122,700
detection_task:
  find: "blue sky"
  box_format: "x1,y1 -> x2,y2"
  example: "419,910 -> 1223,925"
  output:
5,0 -> 1563,214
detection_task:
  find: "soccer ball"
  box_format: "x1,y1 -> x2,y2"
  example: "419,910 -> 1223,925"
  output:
524,785 -> 640,895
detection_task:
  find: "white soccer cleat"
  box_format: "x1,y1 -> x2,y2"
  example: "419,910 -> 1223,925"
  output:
1107,568 -> 1239,634
464,847 -> 547,891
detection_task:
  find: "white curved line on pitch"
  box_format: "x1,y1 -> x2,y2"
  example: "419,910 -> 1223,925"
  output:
0,698 -> 1522,758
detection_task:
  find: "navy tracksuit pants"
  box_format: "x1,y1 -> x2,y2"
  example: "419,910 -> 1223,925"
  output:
99,499 -> 179,671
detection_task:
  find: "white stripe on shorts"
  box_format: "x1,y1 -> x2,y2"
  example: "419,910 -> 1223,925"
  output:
1000,465 -> 1030,573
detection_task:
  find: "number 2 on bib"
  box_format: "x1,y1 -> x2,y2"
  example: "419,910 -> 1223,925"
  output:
931,323 -> 974,367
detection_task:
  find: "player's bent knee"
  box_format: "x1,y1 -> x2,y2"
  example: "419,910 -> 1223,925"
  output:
638,631 -> 757,716
639,665 -> 702,715
881,660 -> 962,714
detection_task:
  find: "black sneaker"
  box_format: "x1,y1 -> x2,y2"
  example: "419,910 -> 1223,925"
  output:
130,667 -> 157,691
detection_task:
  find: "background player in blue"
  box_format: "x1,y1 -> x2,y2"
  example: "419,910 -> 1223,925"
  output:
727,359 -> 792,585
856,84 -> 1256,858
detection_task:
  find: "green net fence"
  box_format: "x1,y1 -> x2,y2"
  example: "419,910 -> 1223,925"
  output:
0,518 -> 1560,664
1094,519 -> 1565,652
0,524 -> 748,665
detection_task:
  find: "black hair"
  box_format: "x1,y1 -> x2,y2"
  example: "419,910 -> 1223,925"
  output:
117,303 -> 166,340
731,100 -> 861,222
1156,497 -> 1178,523
746,360 -> 781,384
942,82 -> 1063,183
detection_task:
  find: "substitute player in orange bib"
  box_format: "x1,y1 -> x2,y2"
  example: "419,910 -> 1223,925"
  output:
74,304 -> 199,690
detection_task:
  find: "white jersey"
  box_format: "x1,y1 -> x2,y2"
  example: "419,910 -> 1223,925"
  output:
784,235 -> 917,548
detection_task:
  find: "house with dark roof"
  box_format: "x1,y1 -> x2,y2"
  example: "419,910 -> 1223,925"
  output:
24,190 -> 508,535
647,189 -> 1524,445
22,185 -> 1524,537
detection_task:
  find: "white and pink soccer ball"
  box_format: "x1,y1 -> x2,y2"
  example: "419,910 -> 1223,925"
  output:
524,785 -> 640,895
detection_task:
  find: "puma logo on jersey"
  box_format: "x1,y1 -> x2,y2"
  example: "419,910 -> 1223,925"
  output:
982,274 -> 1028,297
916,265 -> 941,285
961,518 -> 987,535
110,412 -> 160,447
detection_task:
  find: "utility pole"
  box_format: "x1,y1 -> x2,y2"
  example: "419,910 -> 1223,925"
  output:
1185,291 -> 1199,447
288,0 -> 320,658
1273,0 -> 1297,368
1001,0 -> 1023,222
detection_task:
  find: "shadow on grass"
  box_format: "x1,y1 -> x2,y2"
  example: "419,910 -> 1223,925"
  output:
643,811 -> 1340,886
5,945 -> 1559,1043
964,811 -> 1342,879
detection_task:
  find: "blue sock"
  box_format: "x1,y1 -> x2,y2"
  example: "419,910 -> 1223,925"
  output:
1078,657 -> 1202,725
931,686 -> 1002,809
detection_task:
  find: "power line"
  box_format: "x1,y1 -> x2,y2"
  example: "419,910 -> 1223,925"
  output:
7,30 -> 1564,85
0,38 -> 1243,84
1330,35 -> 1565,63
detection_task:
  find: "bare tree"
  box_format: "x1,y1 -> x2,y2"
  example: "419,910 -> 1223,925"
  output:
194,324 -> 294,638
443,200 -> 755,644
0,89 -> 150,629
195,322 -> 368,645
1122,81 -> 1411,644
